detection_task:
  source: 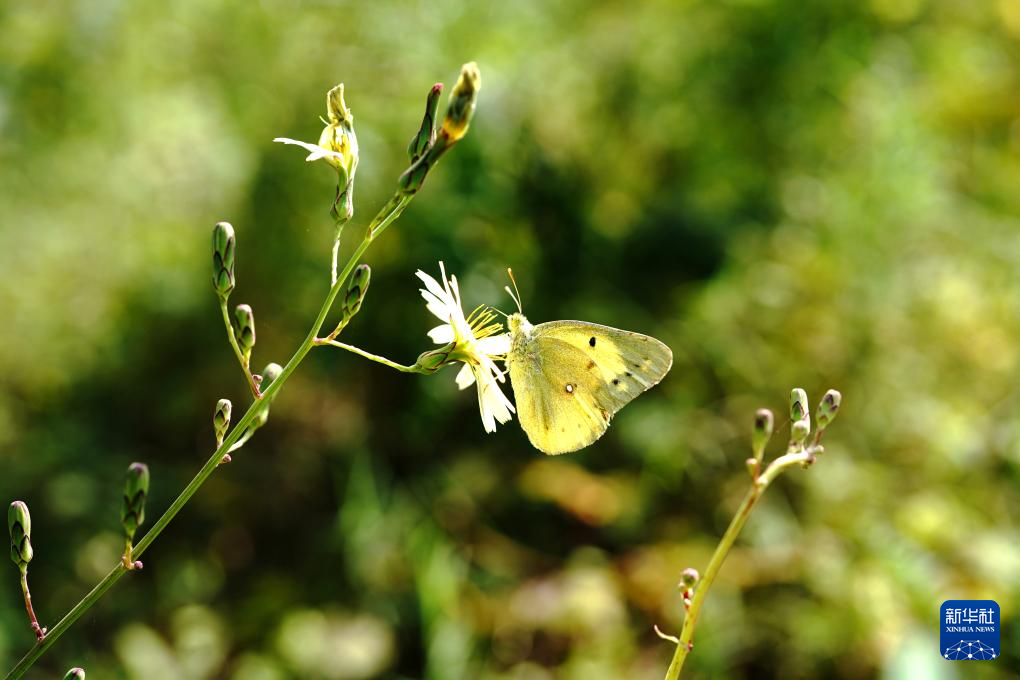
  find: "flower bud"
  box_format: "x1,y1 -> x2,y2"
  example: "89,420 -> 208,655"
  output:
63,669 -> 85,680
441,62 -> 480,145
120,463 -> 149,541
249,363 -> 283,431
790,419 -> 810,447
752,408 -> 774,461
8,501 -> 32,570
214,398 -> 232,446
211,222 -> 236,299
408,83 -> 443,163
397,161 -> 431,196
261,362 -> 283,391
233,304 -> 256,355
414,344 -> 455,374
679,568 -> 700,590
344,264 -> 371,321
816,389 -> 842,430
790,388 -> 809,423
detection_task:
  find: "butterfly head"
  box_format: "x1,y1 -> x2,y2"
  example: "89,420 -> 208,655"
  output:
507,312 -> 533,336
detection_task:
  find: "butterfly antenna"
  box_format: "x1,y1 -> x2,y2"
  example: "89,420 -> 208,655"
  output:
506,268 -> 523,313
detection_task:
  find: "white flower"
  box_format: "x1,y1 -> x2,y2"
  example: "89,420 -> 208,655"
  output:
273,85 -> 358,181
417,263 -> 514,433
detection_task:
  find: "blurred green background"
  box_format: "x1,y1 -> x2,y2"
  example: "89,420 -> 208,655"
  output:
2,0 -> 1019,678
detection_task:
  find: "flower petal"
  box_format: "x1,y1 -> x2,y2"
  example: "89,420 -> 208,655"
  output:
476,334 -> 511,356
419,289 -> 451,322
449,273 -> 462,308
474,367 -> 515,432
455,363 -> 476,389
427,324 -> 455,344
273,137 -> 347,162
475,353 -> 507,382
416,269 -> 451,306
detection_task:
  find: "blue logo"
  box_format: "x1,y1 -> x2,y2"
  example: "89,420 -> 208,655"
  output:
941,600 -> 999,660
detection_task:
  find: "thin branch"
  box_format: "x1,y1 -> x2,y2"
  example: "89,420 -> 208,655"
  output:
314,338 -> 423,373
663,446 -> 821,679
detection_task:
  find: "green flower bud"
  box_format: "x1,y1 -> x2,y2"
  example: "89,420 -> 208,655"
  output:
816,389 -> 842,430
233,304 -> 256,355
752,408 -> 774,461
63,669 -> 85,680
790,388 -> 809,422
397,161 -> 431,196
120,463 -> 149,541
8,501 -> 32,570
441,62 -> 480,144
408,83 -> 443,163
414,344 -> 455,374
332,177 -> 355,227
212,222 -> 236,299
261,362 -> 283,391
790,419 -> 810,447
344,264 -> 371,321
246,363 -> 284,433
214,398 -> 232,446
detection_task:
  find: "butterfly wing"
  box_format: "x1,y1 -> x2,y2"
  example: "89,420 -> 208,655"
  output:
508,320 -> 673,455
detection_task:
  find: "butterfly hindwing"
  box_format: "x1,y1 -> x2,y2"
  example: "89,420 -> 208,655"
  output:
509,336 -> 613,454
508,320 -> 673,455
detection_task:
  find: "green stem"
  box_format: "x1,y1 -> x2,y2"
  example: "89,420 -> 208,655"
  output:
4,192 -> 413,680
219,300 -> 261,399
663,447 -> 820,680
314,338 -> 423,373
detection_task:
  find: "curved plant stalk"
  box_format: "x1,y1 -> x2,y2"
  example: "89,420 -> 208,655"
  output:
662,388 -> 842,679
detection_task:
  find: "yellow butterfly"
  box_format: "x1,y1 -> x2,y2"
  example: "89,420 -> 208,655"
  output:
503,279 -> 673,455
